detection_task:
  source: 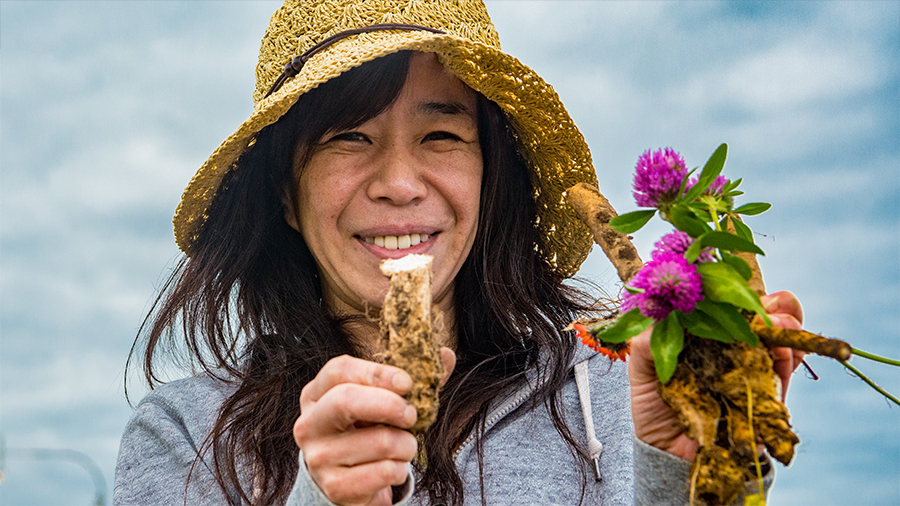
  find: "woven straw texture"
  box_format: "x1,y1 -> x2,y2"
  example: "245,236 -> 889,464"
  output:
174,0 -> 599,278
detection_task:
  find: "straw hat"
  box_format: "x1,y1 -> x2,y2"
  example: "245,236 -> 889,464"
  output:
174,0 -> 598,278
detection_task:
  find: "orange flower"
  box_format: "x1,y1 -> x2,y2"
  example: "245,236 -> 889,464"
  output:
572,323 -> 631,362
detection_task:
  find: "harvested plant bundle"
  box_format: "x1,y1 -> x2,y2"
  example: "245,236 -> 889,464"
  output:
380,254 -> 444,436
566,145 -> 898,505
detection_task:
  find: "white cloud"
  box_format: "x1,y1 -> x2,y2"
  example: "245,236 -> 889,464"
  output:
1,2 -> 897,505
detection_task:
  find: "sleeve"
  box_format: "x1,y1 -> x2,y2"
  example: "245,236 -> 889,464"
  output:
632,435 -> 775,506
113,394 -> 239,506
285,452 -> 415,506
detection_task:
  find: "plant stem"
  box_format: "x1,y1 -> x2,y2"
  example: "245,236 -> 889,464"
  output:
745,379 -> 765,503
839,360 -> 900,407
851,347 -> 900,367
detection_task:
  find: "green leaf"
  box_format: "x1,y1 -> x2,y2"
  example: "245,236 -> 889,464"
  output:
720,251 -> 752,280
733,202 -> 772,216
724,178 -> 742,193
677,167 -> 700,197
683,143 -> 728,202
650,313 -> 684,383
699,231 -> 765,256
678,308 -> 735,344
694,299 -> 759,346
609,209 -> 657,234
593,308 -> 654,343
697,262 -> 772,326
729,216 -> 753,242
685,237 -> 704,263
670,204 -> 712,238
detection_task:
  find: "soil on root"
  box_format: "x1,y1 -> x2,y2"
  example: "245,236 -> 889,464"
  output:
660,334 -> 799,505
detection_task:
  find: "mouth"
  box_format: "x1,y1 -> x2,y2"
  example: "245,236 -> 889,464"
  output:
362,233 -> 432,251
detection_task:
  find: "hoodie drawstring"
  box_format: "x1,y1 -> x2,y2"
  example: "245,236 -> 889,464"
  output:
574,360 -> 603,482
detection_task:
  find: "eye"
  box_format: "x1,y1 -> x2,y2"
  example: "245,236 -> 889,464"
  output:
324,131 -> 370,143
422,131 -> 461,142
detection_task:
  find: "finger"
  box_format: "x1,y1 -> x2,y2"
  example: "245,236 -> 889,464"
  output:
302,355 -> 413,404
297,383 -> 417,437
312,459 -> 409,506
439,347 -> 456,388
761,291 -> 803,325
626,327 -> 657,385
302,425 -> 417,468
768,313 -> 802,331
769,346 -> 795,397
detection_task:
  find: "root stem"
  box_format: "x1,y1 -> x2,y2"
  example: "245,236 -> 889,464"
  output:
565,183 -> 643,282
750,322 -> 851,361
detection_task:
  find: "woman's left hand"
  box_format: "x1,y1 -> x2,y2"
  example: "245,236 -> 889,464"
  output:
628,290 -> 805,461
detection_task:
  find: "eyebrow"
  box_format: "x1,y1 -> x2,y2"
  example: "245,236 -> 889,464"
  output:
417,101 -> 473,116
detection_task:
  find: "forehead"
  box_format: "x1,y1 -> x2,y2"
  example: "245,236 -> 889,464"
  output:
398,52 -> 478,112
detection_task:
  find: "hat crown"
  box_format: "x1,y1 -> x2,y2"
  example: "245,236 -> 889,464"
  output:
254,0 -> 500,104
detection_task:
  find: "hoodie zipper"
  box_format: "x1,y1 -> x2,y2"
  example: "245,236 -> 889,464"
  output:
452,374 -> 543,460
429,481 -> 447,506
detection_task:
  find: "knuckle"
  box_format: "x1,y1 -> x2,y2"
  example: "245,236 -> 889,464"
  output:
317,473 -> 343,499
299,381 -> 316,404
372,427 -> 397,454
383,460 -> 408,484
371,365 -> 389,387
330,382 -> 357,406
293,416 -> 311,442
302,444 -> 327,469
326,355 -> 354,381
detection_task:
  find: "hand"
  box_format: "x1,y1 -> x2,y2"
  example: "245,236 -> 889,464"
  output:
759,291 -> 806,400
294,349 -> 456,506
628,291 -> 804,461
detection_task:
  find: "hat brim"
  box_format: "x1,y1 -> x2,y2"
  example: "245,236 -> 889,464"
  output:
174,30 -> 597,278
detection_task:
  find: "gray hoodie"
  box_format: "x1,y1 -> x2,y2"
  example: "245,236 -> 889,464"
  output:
114,348 -> 772,505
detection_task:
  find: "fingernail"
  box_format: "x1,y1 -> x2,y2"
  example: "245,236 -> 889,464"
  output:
392,372 -> 412,392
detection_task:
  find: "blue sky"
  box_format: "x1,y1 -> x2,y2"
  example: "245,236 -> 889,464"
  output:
1,1 -> 897,505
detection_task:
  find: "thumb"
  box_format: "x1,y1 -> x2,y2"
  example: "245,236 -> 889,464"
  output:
627,328 -> 658,385
439,347 -> 457,388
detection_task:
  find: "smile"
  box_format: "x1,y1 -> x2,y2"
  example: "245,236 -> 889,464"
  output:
363,233 -> 431,250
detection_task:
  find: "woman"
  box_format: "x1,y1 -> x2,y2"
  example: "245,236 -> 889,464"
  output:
115,1 -> 804,505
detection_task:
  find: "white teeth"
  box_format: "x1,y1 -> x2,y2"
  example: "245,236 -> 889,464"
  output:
365,233 -> 430,250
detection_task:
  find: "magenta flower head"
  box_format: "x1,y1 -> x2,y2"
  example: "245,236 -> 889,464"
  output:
652,230 -> 714,263
621,252 -> 704,321
632,147 -> 688,208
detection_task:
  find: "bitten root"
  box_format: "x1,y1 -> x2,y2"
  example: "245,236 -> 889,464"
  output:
379,255 -> 443,435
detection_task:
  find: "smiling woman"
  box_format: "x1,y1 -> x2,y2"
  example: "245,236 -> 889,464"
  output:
114,1 -> 807,505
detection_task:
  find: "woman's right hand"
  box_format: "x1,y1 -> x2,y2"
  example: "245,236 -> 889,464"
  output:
294,355 -> 418,505
294,350 -> 456,506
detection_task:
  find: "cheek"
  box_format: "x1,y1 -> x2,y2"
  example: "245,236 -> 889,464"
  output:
439,154 -> 483,218
296,163 -> 358,235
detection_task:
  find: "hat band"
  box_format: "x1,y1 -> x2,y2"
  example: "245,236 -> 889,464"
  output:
264,23 -> 447,99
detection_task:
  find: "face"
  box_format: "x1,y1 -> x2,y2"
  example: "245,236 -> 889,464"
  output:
286,52 -> 482,319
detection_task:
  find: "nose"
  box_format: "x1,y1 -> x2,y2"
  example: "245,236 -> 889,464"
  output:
366,146 -> 428,205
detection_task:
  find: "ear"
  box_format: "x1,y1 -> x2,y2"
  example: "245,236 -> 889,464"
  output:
282,189 -> 301,233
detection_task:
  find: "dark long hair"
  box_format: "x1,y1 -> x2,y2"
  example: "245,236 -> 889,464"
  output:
130,50 -> 596,505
